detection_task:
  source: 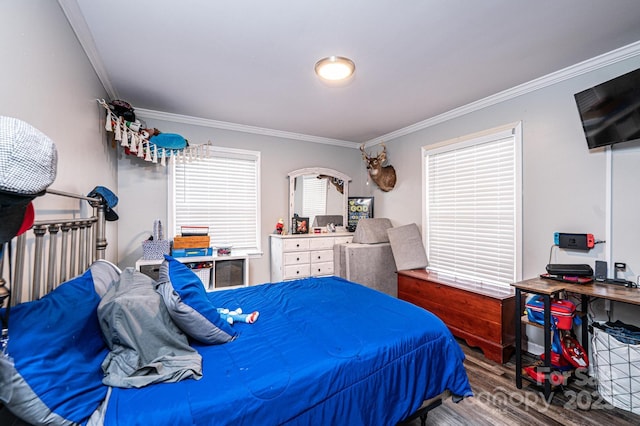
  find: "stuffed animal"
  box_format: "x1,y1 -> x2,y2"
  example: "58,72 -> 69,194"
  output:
275,218 -> 284,234
217,308 -> 259,325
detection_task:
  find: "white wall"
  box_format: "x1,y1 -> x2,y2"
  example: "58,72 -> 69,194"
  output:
0,1 -> 117,260
116,52 -> 640,307
116,118 -> 364,284
378,54 -> 640,334
8,2 -> 638,333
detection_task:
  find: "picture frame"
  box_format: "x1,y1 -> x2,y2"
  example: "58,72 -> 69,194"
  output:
291,215 -> 309,234
347,197 -> 374,232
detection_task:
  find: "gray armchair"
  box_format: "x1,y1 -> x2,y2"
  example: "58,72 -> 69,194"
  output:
333,218 -> 397,297
387,223 -> 428,271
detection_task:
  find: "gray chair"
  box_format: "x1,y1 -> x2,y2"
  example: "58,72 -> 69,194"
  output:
333,218 -> 397,297
387,223 -> 428,271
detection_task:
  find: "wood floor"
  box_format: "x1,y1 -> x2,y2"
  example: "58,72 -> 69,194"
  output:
404,340 -> 640,426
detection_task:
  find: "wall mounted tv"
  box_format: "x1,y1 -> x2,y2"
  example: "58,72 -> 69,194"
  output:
574,67 -> 640,149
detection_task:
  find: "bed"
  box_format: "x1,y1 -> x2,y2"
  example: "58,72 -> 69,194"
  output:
0,191 -> 471,426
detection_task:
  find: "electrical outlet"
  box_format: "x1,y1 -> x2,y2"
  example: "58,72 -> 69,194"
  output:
605,299 -> 611,311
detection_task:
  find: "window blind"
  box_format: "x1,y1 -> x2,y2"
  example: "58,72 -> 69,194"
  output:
172,147 -> 260,252
301,175 -> 327,226
425,128 -> 519,287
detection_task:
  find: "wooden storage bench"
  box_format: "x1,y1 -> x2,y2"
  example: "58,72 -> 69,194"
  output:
398,269 -> 515,364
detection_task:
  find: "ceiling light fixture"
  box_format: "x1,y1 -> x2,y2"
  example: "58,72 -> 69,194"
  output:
314,56 -> 355,81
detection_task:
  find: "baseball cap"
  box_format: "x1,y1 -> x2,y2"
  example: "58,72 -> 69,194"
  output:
0,195 -> 35,243
16,201 -> 35,236
0,116 -> 58,243
87,186 -> 119,221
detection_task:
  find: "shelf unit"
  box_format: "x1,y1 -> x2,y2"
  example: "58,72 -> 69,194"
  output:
136,253 -> 249,291
513,278 -> 590,400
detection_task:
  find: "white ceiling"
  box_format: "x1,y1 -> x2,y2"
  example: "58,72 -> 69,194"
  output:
62,0 -> 640,146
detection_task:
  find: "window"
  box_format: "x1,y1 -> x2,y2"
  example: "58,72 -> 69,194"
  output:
301,175 -> 327,227
423,122 -> 522,287
170,146 -> 261,254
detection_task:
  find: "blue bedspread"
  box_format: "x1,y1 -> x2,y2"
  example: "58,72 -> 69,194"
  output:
103,276 -> 471,425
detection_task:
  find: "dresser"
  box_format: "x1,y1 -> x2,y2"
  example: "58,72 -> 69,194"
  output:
270,233 -> 353,282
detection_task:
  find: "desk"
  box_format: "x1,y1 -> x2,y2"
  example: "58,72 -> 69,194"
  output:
512,277 -> 640,399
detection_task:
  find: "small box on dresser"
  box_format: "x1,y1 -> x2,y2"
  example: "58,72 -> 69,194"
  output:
398,269 -> 516,364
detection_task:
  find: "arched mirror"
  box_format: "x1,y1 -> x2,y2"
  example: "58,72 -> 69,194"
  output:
288,167 -> 351,231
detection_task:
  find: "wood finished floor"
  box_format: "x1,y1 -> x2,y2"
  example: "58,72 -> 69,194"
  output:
404,340 -> 640,426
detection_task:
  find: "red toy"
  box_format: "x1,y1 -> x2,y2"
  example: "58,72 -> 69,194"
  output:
523,366 -> 566,387
275,218 -> 284,235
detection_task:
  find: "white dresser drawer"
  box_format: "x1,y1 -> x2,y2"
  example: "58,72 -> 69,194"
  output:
283,238 -> 310,252
310,261 -> 334,276
309,238 -> 335,250
270,233 -> 354,282
310,249 -> 333,264
284,264 -> 310,280
334,236 -> 353,245
284,251 -> 310,265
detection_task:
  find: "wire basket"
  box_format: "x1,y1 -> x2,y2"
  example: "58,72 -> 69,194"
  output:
592,324 -> 640,414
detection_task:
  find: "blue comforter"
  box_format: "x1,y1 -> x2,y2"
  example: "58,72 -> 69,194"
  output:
102,276 -> 471,425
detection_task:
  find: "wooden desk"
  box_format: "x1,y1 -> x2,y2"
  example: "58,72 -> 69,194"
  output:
562,280 -> 640,306
512,277 -> 640,399
399,269 -> 515,364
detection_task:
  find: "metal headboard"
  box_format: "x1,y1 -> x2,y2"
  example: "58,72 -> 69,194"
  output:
0,188 -> 108,306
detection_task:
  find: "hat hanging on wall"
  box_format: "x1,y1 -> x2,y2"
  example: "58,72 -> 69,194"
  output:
97,99 -> 213,166
0,116 -> 58,243
87,186 -> 119,221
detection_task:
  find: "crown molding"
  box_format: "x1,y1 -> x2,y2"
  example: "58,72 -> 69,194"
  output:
57,0 -> 118,99
135,108 -> 358,148
60,1 -> 355,148
60,1 -> 639,150
365,40 -> 640,146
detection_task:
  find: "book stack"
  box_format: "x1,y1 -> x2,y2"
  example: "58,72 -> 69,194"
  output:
172,226 -> 213,257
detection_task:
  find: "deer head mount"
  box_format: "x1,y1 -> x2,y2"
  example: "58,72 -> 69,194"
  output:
360,143 -> 397,192
317,174 -> 344,194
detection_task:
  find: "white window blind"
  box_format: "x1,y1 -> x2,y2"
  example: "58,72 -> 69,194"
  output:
171,147 -> 260,252
424,124 -> 521,287
301,175 -> 327,227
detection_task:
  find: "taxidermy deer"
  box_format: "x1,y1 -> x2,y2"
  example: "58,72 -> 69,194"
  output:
317,175 -> 344,194
360,143 -> 397,192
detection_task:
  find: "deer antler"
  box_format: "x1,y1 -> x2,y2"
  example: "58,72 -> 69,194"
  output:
359,141 -> 396,191
377,142 -> 386,162
359,143 -> 369,160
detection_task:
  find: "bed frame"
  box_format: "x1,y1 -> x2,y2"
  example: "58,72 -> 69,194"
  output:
1,190 -> 459,425
0,188 -> 108,306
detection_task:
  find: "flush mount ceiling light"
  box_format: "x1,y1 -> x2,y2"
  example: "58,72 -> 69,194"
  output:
314,56 -> 355,81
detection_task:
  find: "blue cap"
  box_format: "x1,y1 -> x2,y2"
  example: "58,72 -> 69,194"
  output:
88,186 -> 118,221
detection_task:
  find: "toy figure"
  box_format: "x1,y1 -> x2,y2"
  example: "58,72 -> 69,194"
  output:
275,218 -> 284,234
217,308 -> 259,325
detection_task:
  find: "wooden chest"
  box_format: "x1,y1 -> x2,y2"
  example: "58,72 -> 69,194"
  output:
398,269 -> 515,364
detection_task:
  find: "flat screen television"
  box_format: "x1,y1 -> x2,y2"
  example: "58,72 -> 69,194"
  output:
574,67 -> 640,149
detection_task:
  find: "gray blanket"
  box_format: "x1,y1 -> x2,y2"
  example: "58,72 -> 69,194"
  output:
97,268 -> 202,388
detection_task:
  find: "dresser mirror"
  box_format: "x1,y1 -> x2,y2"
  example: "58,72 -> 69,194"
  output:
288,167 -> 351,231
